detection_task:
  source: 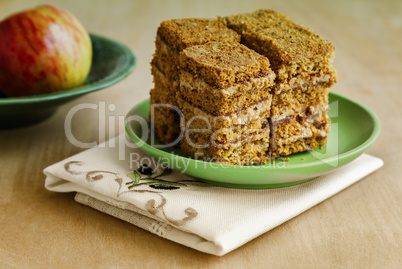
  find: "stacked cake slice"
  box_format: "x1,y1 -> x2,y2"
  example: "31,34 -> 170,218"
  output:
222,9 -> 337,157
149,9 -> 337,165
178,41 -> 275,165
150,18 -> 240,144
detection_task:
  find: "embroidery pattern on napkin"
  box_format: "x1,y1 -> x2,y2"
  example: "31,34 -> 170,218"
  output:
63,160 -> 208,226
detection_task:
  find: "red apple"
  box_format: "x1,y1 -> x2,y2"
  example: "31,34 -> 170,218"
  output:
0,5 -> 92,97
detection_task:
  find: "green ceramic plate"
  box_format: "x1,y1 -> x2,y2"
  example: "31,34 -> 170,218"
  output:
125,92 -> 381,188
0,34 -> 136,128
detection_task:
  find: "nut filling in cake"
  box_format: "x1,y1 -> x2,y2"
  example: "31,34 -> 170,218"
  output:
149,9 -> 337,165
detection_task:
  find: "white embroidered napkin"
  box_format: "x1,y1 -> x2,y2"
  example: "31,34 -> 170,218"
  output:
44,135 -> 383,256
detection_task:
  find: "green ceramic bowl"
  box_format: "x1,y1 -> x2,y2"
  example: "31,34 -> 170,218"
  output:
0,34 -> 136,128
125,92 -> 381,188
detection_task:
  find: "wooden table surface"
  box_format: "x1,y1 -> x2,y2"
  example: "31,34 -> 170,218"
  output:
1,0 -> 401,268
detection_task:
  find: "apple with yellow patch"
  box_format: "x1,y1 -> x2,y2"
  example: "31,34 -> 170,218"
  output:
0,5 -> 92,97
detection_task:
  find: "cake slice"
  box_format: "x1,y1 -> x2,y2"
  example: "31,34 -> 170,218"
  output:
222,9 -> 336,158
150,18 -> 240,145
178,41 -> 275,165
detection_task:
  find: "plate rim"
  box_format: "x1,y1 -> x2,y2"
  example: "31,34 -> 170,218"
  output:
0,33 -> 136,105
125,92 -> 381,172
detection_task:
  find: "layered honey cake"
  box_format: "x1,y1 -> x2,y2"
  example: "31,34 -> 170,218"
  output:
149,9 -> 337,165
150,18 -> 240,144
222,9 -> 336,157
178,41 -> 275,165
